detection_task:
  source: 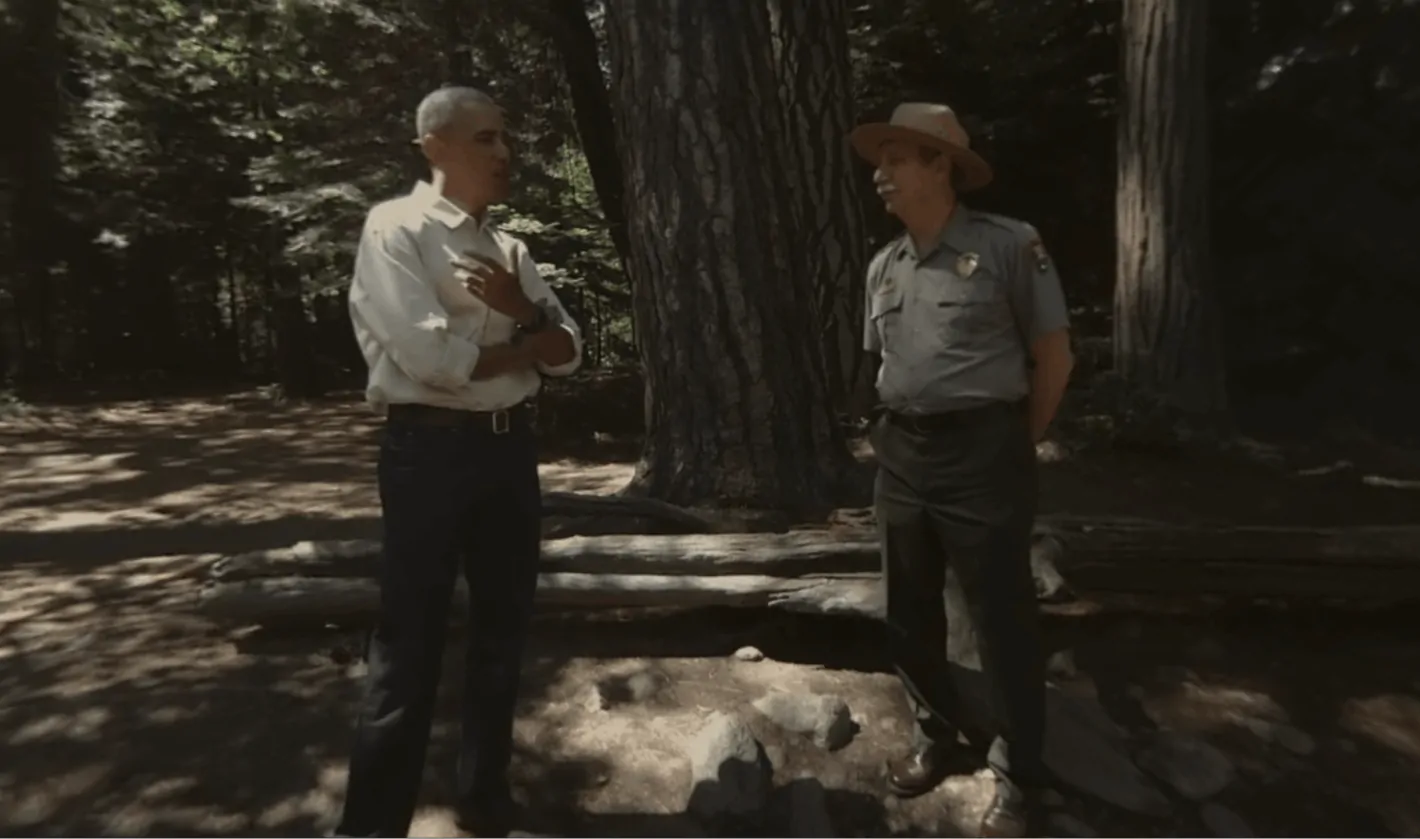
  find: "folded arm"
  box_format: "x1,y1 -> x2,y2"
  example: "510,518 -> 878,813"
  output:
349,211 -> 490,389
513,244 -> 584,376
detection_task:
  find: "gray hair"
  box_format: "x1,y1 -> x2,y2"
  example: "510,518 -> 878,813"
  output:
415,86 -> 497,137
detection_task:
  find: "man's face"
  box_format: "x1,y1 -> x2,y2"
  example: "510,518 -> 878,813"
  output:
872,140 -> 951,217
423,103 -> 512,206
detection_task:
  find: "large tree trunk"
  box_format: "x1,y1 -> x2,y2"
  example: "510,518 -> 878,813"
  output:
766,0 -> 872,418
1114,0 -> 1228,416
603,0 -> 856,510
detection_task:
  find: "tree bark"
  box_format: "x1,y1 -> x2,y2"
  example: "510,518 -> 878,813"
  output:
766,0 -> 872,417
603,0 -> 856,509
1114,0 -> 1228,416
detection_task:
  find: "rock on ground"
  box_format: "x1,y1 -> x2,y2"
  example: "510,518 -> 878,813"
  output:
1242,718 -> 1316,756
1137,731 -> 1235,801
685,711 -> 773,828
1201,802 -> 1254,837
588,666 -> 668,710
1048,812 -> 1100,837
1041,688 -> 1172,817
751,692 -> 857,752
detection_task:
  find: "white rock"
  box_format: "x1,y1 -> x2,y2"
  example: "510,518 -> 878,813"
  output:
751,692 -> 856,751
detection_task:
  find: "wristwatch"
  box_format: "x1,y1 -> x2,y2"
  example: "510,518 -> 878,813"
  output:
517,303 -> 553,335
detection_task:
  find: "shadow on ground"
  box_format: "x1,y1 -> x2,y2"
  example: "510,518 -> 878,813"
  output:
3,587 -> 1420,837
3,390 -> 1419,836
0,391 -> 635,573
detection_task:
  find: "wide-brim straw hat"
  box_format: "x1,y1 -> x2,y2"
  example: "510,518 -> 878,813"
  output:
849,102 -> 993,192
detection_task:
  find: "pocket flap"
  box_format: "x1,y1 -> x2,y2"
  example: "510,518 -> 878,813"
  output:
869,287 -> 905,319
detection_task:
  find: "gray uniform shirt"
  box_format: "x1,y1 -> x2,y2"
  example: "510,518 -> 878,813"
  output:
863,206 -> 1070,414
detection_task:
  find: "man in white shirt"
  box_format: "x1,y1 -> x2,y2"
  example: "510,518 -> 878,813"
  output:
333,86 -> 583,838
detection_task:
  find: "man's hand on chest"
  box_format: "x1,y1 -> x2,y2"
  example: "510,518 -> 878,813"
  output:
452,251 -> 538,325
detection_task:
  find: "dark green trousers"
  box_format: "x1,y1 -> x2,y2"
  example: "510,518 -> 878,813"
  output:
871,400 -> 1046,792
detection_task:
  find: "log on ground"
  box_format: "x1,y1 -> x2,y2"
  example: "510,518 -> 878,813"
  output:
196,572 -> 873,624
207,531 -> 885,583
202,520 -> 1420,601
1048,521 -> 1420,599
541,490 -> 721,532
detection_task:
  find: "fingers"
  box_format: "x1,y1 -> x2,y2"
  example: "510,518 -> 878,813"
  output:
455,269 -> 486,299
451,257 -> 496,277
452,252 -> 509,276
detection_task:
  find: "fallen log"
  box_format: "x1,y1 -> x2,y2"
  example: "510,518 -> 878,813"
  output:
196,573 -> 874,624
541,491 -> 721,533
204,519 -> 1420,601
1045,521 -> 1420,599
208,531 -> 884,584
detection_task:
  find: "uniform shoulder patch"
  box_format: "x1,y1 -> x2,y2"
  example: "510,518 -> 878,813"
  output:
1020,225 -> 1053,274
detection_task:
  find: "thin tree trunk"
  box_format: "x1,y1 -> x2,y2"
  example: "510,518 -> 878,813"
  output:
445,0 -> 475,84
767,0 -> 871,418
603,0 -> 856,510
10,0 -> 61,381
538,0 -> 633,271
1114,0 -> 1228,417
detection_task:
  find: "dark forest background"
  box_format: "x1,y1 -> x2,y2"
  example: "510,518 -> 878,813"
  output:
2,0 -> 1417,443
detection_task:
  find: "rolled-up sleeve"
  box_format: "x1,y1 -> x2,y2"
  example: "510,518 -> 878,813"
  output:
514,245 -> 584,378
348,208 -> 482,390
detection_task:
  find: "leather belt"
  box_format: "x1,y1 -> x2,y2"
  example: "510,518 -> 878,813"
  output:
386,402 -> 530,435
883,399 -> 1024,434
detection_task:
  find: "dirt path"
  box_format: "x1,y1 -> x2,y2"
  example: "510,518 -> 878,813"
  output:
2,393 -> 1419,837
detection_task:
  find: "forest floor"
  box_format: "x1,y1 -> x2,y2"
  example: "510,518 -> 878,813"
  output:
1,389 -> 1419,837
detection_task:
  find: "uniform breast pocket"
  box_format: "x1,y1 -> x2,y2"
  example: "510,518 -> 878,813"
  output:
932,279 -> 1008,339
869,288 -> 905,349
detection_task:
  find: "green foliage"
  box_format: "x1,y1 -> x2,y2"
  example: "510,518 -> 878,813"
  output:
3,0 -> 632,387
1,0 -> 1417,441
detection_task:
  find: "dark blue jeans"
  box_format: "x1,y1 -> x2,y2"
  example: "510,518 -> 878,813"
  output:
336,415 -> 542,837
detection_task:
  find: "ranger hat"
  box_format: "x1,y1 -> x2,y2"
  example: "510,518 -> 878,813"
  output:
849,102 -> 993,192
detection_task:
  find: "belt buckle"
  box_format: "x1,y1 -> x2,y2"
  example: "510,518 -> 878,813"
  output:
491,409 -> 511,435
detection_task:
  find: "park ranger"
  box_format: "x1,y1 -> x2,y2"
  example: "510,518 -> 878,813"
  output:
850,102 -> 1074,838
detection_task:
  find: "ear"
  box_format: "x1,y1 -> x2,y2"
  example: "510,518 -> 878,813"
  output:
417,133 -> 439,162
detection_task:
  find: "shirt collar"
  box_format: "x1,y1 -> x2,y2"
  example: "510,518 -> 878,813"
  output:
411,180 -> 492,232
909,204 -> 975,262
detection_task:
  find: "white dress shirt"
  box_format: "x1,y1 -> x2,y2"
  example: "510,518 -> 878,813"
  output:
349,181 -> 584,412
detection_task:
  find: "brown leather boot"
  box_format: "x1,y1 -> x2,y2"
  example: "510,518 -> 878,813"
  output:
885,743 -> 952,797
977,781 -> 1044,838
